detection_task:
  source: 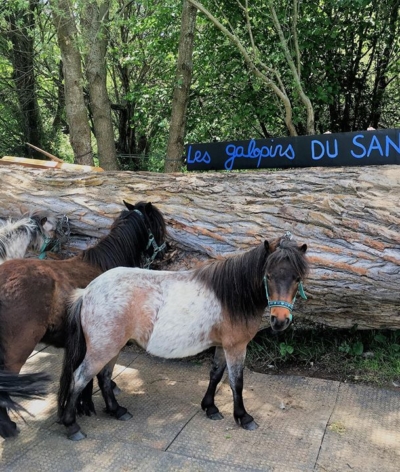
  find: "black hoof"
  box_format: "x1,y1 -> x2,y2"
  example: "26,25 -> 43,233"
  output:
235,415 -> 259,431
242,420 -> 258,430
208,412 -> 224,421
68,430 -> 87,441
111,406 -> 132,421
0,422 -> 19,439
118,411 -> 133,421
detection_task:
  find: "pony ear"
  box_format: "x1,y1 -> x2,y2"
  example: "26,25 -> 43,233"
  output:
264,240 -> 270,253
145,202 -> 153,213
299,243 -> 307,253
123,200 -> 135,211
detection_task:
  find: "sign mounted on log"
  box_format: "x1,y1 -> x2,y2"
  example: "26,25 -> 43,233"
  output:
186,128 -> 400,171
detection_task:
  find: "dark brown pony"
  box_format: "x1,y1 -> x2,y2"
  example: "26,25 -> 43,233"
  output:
58,234 -> 308,440
0,201 -> 166,438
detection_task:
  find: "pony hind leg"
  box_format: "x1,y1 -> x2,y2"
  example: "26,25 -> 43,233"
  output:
201,346 -> 226,420
0,400 -> 18,438
225,345 -> 258,431
97,355 -> 132,422
60,362 -> 97,441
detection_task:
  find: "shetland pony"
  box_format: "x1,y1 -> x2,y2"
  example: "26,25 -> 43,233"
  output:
59,235 -> 308,440
0,213 -> 58,263
0,201 -> 166,438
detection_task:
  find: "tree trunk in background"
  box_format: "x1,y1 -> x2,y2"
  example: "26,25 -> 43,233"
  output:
164,1 -> 197,172
0,165 -> 399,330
82,0 -> 118,170
51,0 -> 94,166
7,0 -> 43,156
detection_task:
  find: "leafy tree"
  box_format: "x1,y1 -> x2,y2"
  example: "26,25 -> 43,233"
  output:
1,0 -> 43,155
107,0 -> 181,170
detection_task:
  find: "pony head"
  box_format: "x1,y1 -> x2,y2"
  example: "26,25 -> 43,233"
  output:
264,234 -> 308,332
30,213 -> 57,239
122,200 -> 167,264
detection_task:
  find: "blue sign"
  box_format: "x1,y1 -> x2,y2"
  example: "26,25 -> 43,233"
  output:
185,129 -> 400,171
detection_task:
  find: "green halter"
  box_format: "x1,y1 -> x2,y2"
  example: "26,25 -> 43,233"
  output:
263,276 -> 307,321
38,215 -> 70,260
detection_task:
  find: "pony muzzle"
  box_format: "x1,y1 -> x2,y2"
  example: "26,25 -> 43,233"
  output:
270,306 -> 293,332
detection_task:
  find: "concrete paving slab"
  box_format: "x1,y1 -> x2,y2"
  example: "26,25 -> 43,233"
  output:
1,344 -> 399,471
48,354 -> 212,450
4,434 -> 262,472
315,383 -> 400,472
168,371 -> 340,471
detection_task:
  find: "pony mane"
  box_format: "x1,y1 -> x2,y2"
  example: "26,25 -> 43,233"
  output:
193,237 -> 309,323
81,202 -> 166,272
193,243 -> 269,322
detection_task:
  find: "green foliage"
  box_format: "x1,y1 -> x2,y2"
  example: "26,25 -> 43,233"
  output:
1,0 -> 400,165
247,325 -> 400,387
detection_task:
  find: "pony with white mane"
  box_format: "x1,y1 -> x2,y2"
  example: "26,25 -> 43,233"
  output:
0,213 -> 58,264
58,234 -> 309,440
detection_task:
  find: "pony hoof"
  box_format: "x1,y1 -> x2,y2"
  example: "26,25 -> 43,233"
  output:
242,420 -> 259,431
117,411 -> 133,421
68,430 -> 87,441
0,423 -> 20,439
208,412 -> 224,421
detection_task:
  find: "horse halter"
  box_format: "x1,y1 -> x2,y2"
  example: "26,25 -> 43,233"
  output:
134,209 -> 166,268
263,277 -> 307,322
38,215 -> 70,260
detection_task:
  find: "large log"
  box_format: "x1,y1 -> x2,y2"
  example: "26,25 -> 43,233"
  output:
0,165 -> 399,329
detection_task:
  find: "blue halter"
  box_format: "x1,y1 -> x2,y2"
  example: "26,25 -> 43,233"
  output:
263,276 -> 307,321
134,209 -> 166,268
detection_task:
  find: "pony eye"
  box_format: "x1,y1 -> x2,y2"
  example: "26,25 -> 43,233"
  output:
266,274 -> 271,280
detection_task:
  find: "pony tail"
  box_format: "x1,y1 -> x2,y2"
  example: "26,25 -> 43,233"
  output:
0,371 -> 50,416
58,293 -> 86,418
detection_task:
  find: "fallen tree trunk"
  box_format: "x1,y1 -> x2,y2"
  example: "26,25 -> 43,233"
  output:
0,165 -> 399,329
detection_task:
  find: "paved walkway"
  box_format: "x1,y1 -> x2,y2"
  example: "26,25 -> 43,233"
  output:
1,344 -> 399,471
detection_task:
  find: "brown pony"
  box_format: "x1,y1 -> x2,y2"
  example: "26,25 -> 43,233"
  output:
0,201 -> 166,438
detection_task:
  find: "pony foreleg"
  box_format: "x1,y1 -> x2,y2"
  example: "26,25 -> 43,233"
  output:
97,355 -> 132,422
201,346 -> 226,420
225,347 -> 258,431
75,377 -> 120,418
76,379 -> 95,417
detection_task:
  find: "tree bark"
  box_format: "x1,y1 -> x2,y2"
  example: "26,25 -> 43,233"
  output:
50,0 -> 94,166
82,0 -> 119,170
164,1 -> 197,173
0,165 -> 399,330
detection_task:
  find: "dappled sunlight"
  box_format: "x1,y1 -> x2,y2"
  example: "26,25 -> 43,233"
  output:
371,427 -> 400,452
